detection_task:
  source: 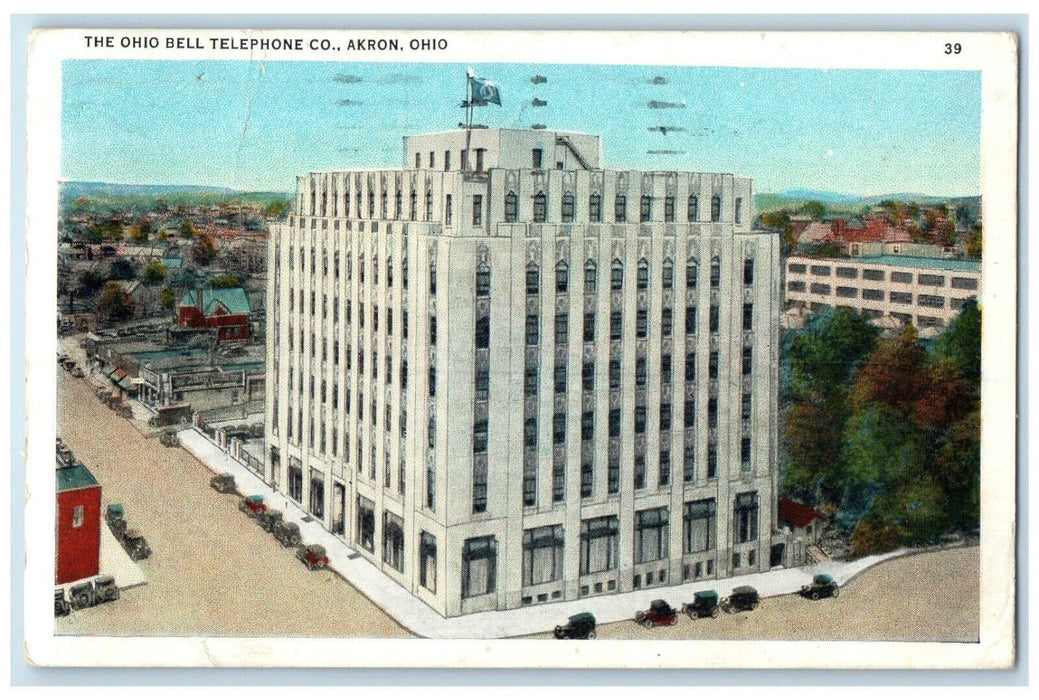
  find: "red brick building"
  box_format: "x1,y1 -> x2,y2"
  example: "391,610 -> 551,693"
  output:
56,463 -> 102,585
177,287 -> 251,340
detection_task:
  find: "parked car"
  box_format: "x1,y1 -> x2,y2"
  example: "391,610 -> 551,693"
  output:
273,520 -> 302,547
635,599 -> 678,628
210,473 -> 237,494
239,494 -> 267,517
122,529 -> 152,560
159,431 -> 180,448
68,581 -> 97,610
93,575 -> 120,603
258,509 -> 283,532
554,612 -> 597,640
801,574 -> 840,600
106,503 -> 127,537
723,585 -> 760,613
681,589 -> 720,619
54,589 -> 71,617
296,544 -> 330,571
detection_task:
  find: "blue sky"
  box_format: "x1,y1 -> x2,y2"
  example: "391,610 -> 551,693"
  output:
61,60 -> 981,197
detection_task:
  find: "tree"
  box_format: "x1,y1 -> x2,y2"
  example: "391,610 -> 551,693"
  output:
87,218 -> 123,242
210,273 -> 244,288
786,307 -> 878,400
799,200 -> 826,220
160,286 -> 176,310
180,219 -> 197,237
142,260 -> 167,285
193,234 -> 217,266
96,281 -> 133,321
852,326 -> 929,416
934,299 -> 981,384
966,225 -> 983,258
109,258 -> 136,281
76,269 -> 106,297
781,397 -> 845,503
264,199 -> 289,218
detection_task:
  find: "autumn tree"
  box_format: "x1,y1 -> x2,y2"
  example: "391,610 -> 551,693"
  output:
193,234 -> 217,266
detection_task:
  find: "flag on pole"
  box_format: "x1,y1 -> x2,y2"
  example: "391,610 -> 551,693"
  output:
469,76 -> 501,106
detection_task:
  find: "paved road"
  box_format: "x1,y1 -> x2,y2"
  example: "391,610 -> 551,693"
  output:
55,368 -> 411,638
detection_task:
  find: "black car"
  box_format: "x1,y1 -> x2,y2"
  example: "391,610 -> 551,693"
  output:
681,589 -> 720,619
801,574 -> 840,600
724,585 -> 760,612
554,612 -> 597,639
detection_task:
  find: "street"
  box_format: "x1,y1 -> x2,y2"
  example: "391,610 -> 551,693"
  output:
55,366 -> 978,642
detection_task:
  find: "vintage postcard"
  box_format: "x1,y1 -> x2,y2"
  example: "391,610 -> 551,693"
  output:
23,28 -> 1018,669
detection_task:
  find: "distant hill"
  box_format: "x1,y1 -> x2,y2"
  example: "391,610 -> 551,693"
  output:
60,181 -> 293,210
757,190 -> 981,214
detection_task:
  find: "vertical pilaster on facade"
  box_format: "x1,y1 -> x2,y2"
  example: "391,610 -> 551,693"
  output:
266,128 -> 778,617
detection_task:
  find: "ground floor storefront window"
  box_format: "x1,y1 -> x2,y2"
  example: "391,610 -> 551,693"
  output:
462,535 -> 497,598
522,525 -> 564,586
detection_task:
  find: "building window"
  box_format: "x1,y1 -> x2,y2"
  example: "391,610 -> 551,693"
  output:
660,402 -> 672,431
743,258 -> 754,285
72,505 -> 84,528
526,263 -> 540,295
659,448 -> 671,485
918,294 -> 946,309
662,258 -> 674,289
686,258 -> 698,288
735,197 -> 743,224
589,193 -> 602,222
637,258 -> 649,290
734,492 -> 759,544
476,261 -> 491,297
608,451 -> 620,494
888,291 -> 911,304
476,148 -> 485,171
532,148 -> 543,169
383,511 -> 405,572
475,316 -> 490,349
664,195 -> 675,222
610,310 -> 623,341
709,351 -> 719,379
863,268 -> 885,282
611,259 -> 623,290
743,347 -> 752,375
562,192 -> 575,222
741,437 -> 752,470
684,499 -> 716,553
581,458 -> 594,498
525,314 -> 540,345
743,303 -> 753,331
640,195 -> 652,222
635,507 -> 669,564
580,516 -> 619,575
683,443 -> 695,482
461,536 -> 497,598
614,194 -> 627,222
635,357 -> 648,388
952,276 -> 979,290
533,192 -> 547,223
552,411 -> 567,444
523,525 -> 563,586
472,194 -> 483,226
661,353 -> 672,382
524,364 -> 538,396
688,195 -> 699,222
503,191 -> 518,223
445,194 -> 453,226
608,407 -> 621,436
742,393 -> 752,420
685,398 -> 697,428
554,363 -> 567,393
710,257 -> 721,288
555,312 -> 569,345
584,260 -> 597,293
524,417 -> 538,447
356,495 -> 375,552
473,456 -> 489,513
636,309 -> 648,338
710,195 -> 721,222
661,307 -> 673,337
685,306 -> 697,335
420,532 -> 437,592
310,471 -> 325,518
556,260 -> 569,293
523,454 -> 537,507
582,360 -> 595,391
635,404 -> 647,432
415,152 -> 421,168
429,314 -> 437,344
425,190 -> 433,221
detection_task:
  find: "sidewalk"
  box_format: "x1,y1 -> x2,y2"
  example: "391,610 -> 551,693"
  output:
178,427 -> 909,639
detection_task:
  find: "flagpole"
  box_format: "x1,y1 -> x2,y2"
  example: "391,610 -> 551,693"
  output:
464,69 -> 474,171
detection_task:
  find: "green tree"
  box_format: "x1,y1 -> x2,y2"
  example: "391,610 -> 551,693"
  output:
799,200 -> 826,220
786,307 -> 878,400
193,234 -> 217,266
210,273 -> 244,288
76,270 -> 106,297
180,219 -> 197,237
160,286 -> 176,309
96,281 -> 133,321
109,258 -> 136,281
934,299 -> 981,384
966,225 -> 983,258
142,260 -> 167,285
264,199 -> 289,218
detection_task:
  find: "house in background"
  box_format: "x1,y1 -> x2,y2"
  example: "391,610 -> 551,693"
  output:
177,287 -> 251,340
56,462 -> 102,585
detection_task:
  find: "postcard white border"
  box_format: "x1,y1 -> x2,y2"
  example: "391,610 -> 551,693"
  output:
23,28 -> 1018,669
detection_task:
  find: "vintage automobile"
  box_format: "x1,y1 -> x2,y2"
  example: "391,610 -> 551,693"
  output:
256,508 -> 281,531
93,575 -> 120,603
67,575 -> 120,610
681,589 -> 720,619
122,529 -> 152,560
554,612 -> 597,640
105,503 -> 127,537
54,589 -> 71,617
296,543 -> 330,571
273,520 -> 303,547
723,585 -> 760,613
635,599 -> 679,628
210,472 -> 237,494
159,430 -> 180,448
68,581 -> 97,610
239,494 -> 268,517
801,574 -> 840,600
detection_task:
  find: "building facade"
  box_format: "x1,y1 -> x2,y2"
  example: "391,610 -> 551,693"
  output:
56,463 -> 102,585
784,254 -> 981,330
265,128 -> 781,617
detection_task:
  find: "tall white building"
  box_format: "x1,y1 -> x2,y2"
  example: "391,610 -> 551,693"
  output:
265,128 -> 782,617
